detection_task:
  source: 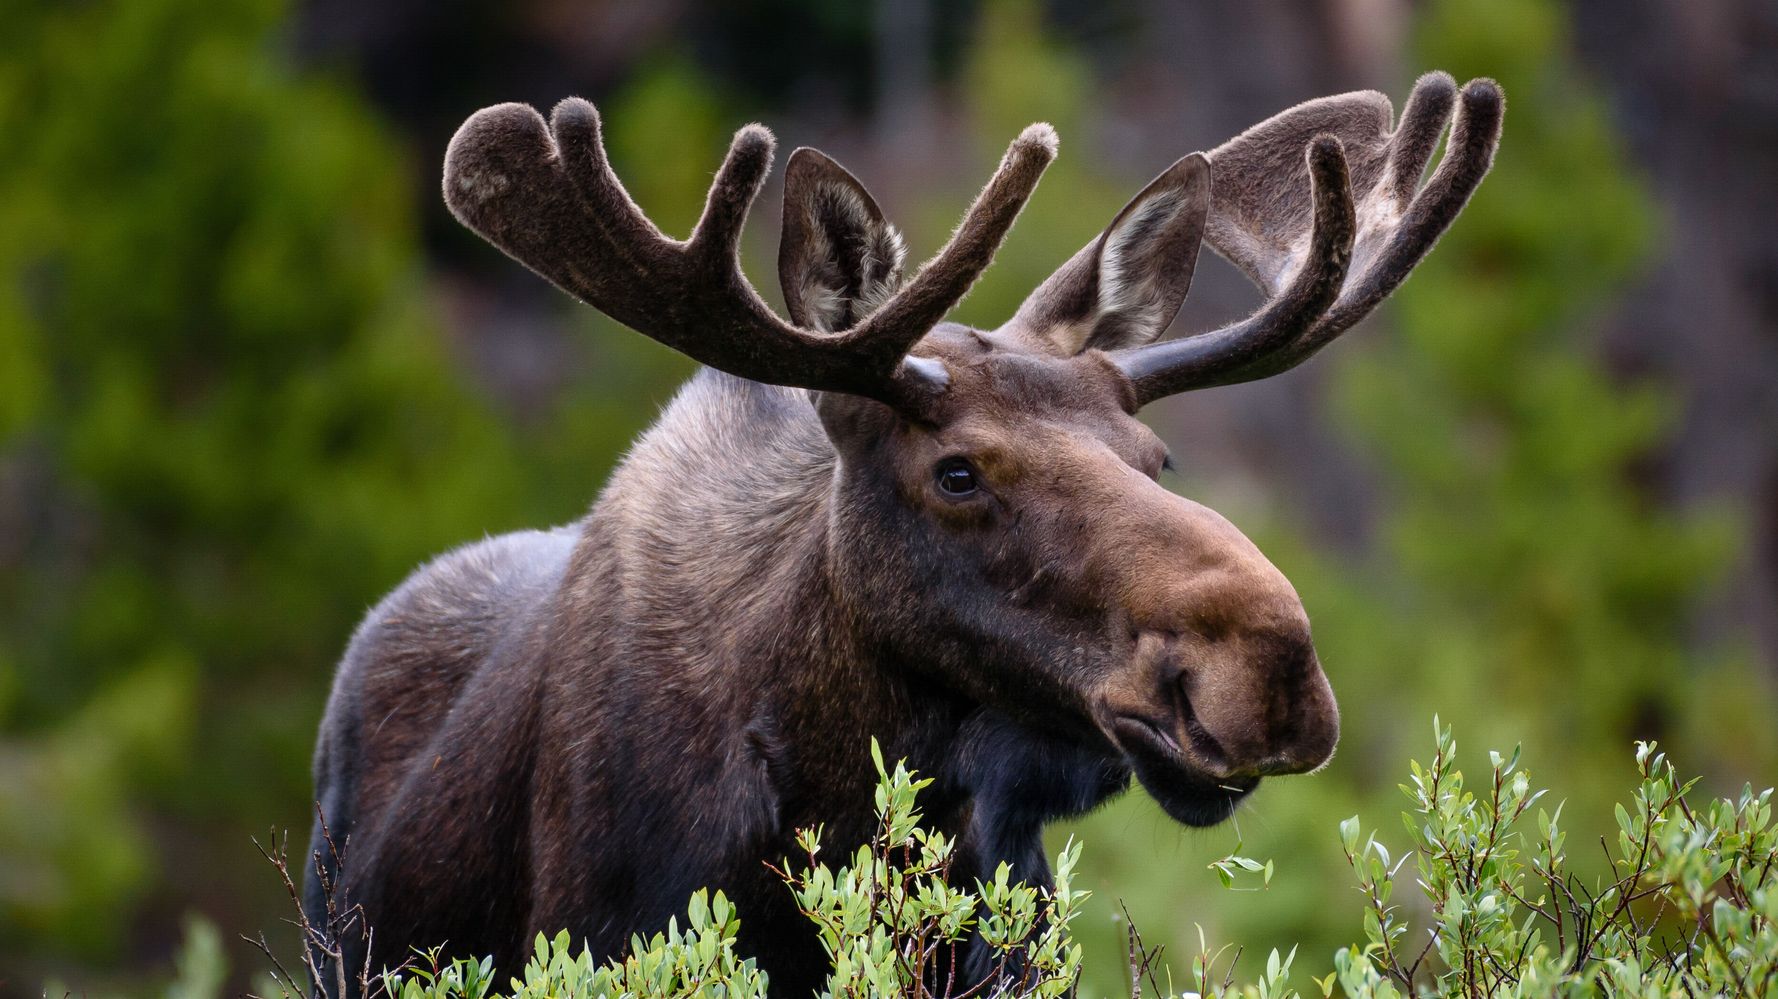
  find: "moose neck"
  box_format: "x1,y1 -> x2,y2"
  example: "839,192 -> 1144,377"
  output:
550,372 -> 978,835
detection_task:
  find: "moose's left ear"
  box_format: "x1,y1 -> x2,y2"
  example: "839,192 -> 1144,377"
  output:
1010,153 -> 1210,354
778,148 -> 908,333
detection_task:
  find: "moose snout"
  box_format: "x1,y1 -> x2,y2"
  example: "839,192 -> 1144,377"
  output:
1179,630 -> 1339,780
1107,623 -> 1339,784
1087,490 -> 1340,794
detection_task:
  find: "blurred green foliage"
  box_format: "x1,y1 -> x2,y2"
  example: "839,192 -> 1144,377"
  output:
2,0 -> 1772,991
0,0 -> 504,960
0,0 -> 682,978
949,0 -> 1127,328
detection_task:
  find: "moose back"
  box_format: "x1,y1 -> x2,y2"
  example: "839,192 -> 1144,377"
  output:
304,72 -> 1502,997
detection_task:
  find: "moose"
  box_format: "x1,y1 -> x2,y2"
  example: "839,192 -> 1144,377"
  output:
304,72 -> 1501,996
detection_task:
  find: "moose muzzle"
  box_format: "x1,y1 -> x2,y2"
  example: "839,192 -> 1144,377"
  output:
1114,625 -> 1338,778
1091,492 -> 1339,823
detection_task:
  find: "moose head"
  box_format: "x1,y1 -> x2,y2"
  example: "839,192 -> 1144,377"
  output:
441,72 -> 1501,828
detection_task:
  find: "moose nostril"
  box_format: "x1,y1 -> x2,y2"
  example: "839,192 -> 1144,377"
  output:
1173,676 -> 1229,770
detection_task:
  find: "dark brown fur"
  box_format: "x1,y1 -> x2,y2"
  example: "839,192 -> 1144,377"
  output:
306,73 -> 1501,997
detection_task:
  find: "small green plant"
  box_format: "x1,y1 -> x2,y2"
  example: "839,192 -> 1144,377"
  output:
387,901 -> 767,999
770,740 -> 1087,998
258,725 -> 1771,999
1325,719 -> 1776,998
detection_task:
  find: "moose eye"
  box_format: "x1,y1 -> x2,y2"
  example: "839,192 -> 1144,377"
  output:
935,459 -> 980,497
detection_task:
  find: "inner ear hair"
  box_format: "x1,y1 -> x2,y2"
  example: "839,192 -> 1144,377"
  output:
1085,154 -> 1209,351
779,149 -> 907,333
1089,186 -> 1189,349
1007,153 -> 1210,355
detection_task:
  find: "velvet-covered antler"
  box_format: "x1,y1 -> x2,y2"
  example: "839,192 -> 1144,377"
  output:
444,98 -> 1057,410
1109,72 -> 1504,403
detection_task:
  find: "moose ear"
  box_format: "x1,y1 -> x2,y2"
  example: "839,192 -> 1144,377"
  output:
1010,153 -> 1210,354
778,148 -> 908,333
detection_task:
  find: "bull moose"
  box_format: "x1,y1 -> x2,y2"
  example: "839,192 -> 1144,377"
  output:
304,71 -> 1502,996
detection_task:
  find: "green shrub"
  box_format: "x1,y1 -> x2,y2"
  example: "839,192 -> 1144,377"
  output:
1326,720 -> 1776,997
254,726 -> 1773,998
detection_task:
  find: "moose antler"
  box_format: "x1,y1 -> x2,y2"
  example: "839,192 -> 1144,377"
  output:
444,98 -> 1056,410
1109,73 -> 1504,403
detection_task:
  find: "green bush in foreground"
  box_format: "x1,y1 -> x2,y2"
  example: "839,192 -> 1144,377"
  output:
1326,722 -> 1776,998
248,725 -> 1772,999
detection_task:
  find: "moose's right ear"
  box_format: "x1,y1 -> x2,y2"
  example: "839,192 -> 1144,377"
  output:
1009,154 -> 1211,354
778,148 -> 908,333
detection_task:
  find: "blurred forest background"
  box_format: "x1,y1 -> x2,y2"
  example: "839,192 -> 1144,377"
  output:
3,0 -> 1777,994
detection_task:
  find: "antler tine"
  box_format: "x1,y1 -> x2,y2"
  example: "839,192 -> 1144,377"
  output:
1318,77 -> 1503,336
547,98 -> 670,255
444,98 -> 1055,411
1106,74 -> 1503,404
689,122 -> 776,262
1109,136 -> 1357,401
837,123 -> 1060,371
1384,71 -> 1458,208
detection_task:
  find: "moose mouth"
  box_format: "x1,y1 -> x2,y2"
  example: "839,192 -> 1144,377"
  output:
1109,712 -> 1259,827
